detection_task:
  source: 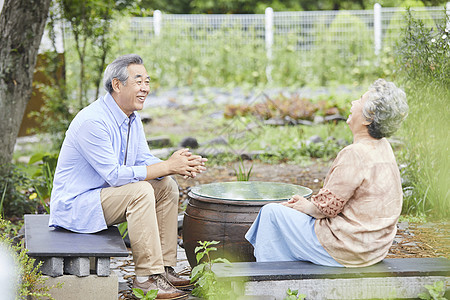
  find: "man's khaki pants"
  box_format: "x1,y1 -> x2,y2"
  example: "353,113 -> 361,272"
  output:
100,177 -> 179,276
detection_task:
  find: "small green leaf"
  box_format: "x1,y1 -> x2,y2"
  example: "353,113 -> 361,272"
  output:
196,251 -> 206,263
28,152 -> 50,165
145,289 -> 158,299
287,288 -> 298,296
418,292 -> 431,300
132,288 -> 145,299
191,264 -> 206,281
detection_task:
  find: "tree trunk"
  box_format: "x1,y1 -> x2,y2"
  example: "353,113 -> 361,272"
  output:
0,0 -> 52,165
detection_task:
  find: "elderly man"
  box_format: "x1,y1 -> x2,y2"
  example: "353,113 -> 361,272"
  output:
50,54 -> 206,299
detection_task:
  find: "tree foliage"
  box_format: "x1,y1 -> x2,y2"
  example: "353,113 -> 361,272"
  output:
136,0 -> 446,14
59,0 -> 118,109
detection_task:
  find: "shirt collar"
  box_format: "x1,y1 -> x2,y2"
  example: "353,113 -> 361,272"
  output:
103,93 -> 136,126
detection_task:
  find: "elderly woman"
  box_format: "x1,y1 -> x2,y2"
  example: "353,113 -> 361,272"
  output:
245,79 -> 409,267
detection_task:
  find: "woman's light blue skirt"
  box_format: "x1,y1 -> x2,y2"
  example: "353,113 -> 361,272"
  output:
245,203 -> 343,267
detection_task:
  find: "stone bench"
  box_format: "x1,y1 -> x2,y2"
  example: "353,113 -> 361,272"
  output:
24,214 -> 129,277
213,258 -> 450,300
24,214 -> 130,300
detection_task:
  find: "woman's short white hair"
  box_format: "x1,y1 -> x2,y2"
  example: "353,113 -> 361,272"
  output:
363,79 -> 409,139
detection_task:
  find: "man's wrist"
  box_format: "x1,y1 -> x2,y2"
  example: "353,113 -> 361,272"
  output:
145,161 -> 171,180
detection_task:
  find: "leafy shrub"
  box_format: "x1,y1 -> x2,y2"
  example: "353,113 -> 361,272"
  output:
0,164 -> 36,219
384,1 -> 436,49
30,51 -> 73,151
0,217 -> 61,299
395,9 -> 449,219
28,153 -> 59,214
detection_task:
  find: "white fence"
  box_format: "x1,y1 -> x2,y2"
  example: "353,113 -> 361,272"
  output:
128,3 -> 450,57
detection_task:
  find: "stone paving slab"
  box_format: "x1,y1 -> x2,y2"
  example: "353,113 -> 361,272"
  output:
213,258 -> 450,281
24,215 -> 129,257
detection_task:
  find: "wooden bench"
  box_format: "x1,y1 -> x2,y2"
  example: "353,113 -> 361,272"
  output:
24,214 -> 129,277
213,258 -> 450,299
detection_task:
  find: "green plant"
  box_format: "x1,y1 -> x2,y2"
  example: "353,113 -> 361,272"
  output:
30,50 -> 73,151
59,0 -> 119,109
0,217 -> 62,299
284,288 -> 306,300
418,281 -> 447,300
0,164 -> 37,218
395,9 -> 450,87
29,153 -> 59,214
395,8 -> 450,219
133,287 -> 158,300
117,222 -> 128,239
384,2 -> 436,49
234,158 -> 253,181
191,240 -> 240,299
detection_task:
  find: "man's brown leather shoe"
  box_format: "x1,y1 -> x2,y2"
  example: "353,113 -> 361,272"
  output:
132,274 -> 188,300
165,266 -> 194,290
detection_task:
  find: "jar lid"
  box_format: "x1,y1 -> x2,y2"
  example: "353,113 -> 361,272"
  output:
190,181 -> 312,201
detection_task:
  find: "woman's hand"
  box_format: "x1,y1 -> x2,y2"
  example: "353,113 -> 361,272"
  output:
284,194 -> 302,204
281,194 -> 327,219
281,195 -> 306,211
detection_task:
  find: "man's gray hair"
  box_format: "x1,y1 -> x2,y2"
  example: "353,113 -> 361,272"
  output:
103,54 -> 144,94
363,79 -> 409,139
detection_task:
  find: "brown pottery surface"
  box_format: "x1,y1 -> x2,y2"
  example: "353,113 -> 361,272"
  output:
182,181 -> 312,266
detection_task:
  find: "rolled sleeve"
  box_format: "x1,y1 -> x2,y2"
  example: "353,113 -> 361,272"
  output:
132,165 -> 148,181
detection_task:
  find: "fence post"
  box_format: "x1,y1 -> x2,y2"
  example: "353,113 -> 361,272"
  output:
374,3 -> 382,56
265,7 -> 274,83
154,10 -> 162,36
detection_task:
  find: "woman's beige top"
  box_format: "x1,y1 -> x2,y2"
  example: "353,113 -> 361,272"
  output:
311,138 -> 402,267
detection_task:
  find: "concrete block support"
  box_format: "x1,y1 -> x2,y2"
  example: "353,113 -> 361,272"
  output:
96,257 -> 111,277
64,257 -> 90,277
36,257 -> 64,277
36,273 -> 118,300
243,276 -> 450,300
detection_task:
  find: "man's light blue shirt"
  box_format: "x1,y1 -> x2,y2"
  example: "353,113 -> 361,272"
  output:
49,93 -> 161,233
